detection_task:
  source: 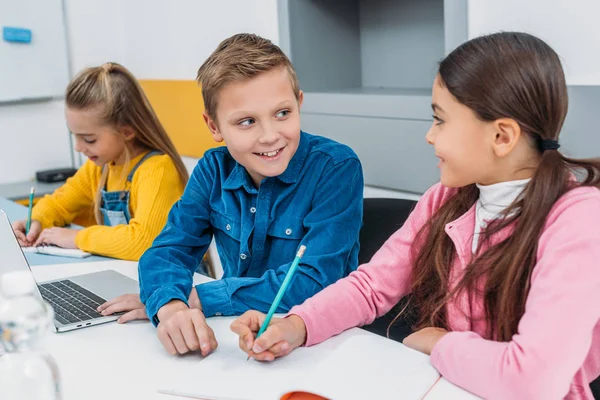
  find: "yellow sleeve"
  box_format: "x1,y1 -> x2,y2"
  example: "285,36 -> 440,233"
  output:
74,155 -> 185,261
31,161 -> 97,229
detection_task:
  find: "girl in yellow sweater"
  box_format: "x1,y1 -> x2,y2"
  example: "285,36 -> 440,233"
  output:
12,63 -> 188,261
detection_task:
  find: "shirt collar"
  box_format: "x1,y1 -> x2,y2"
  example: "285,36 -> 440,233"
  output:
276,131 -> 309,184
222,162 -> 258,193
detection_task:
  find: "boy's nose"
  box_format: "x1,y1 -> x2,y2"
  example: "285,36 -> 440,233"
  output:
258,124 -> 279,144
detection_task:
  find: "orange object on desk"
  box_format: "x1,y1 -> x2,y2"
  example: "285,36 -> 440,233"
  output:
281,391 -> 329,400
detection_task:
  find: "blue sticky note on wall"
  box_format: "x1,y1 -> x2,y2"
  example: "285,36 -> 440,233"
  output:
3,27 -> 32,43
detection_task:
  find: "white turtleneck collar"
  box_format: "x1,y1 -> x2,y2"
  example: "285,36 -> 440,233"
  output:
472,178 -> 531,253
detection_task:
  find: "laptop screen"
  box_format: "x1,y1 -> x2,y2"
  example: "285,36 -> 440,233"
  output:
0,210 -> 45,301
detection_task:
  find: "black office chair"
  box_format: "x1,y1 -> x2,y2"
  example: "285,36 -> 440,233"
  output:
357,198 -> 418,342
591,377 -> 600,399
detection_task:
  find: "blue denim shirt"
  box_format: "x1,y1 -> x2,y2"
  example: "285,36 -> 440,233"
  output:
139,131 -> 363,325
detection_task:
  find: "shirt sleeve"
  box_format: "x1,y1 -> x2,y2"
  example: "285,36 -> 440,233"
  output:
31,161 -> 96,229
430,194 -> 600,400
74,156 -> 184,261
195,158 -> 365,317
138,156 -> 214,326
289,183 -> 450,346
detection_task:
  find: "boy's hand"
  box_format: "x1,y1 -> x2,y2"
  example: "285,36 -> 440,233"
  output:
34,227 -> 78,249
98,294 -> 148,323
156,300 -> 218,356
402,327 -> 448,355
99,288 -> 201,324
12,219 -> 42,246
230,311 -> 307,361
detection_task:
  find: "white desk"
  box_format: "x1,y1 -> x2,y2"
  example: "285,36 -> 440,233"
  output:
424,378 -> 481,399
33,260 -> 477,400
35,260 -> 214,400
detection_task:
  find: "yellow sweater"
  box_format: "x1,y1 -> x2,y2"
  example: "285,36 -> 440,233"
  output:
32,152 -> 185,261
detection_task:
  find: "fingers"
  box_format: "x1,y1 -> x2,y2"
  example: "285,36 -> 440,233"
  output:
26,221 -> 42,243
157,309 -> 217,356
191,310 -> 218,356
15,231 -> 28,246
33,229 -> 49,246
251,323 -> 284,354
231,310 -> 265,336
158,323 -> 179,355
117,308 -> 148,324
12,221 -> 31,245
97,294 -> 141,313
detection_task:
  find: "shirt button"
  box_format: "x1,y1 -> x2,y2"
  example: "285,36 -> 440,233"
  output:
215,312 -> 222,316
285,228 -> 292,236
250,207 -> 256,214
226,224 -> 231,231
240,253 -> 247,260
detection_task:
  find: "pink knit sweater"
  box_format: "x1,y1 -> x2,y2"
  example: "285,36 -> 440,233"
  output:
290,183 -> 600,399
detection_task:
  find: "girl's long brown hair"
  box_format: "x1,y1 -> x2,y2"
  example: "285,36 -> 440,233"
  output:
405,32 -> 600,341
65,62 -> 189,224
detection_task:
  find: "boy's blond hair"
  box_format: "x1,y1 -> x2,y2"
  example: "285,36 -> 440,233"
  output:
196,33 -> 300,121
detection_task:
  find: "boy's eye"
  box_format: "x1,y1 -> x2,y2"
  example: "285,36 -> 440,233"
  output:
84,139 -> 96,144
238,118 -> 255,127
275,109 -> 290,118
432,115 -> 444,125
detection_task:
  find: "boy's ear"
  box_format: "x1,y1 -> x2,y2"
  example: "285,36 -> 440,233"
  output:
297,90 -> 304,109
203,112 -> 223,143
491,118 -> 521,157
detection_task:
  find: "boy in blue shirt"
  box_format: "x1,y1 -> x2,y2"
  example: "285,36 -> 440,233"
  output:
101,33 -> 363,356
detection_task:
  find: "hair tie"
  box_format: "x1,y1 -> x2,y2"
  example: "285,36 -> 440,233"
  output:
539,138 -> 560,152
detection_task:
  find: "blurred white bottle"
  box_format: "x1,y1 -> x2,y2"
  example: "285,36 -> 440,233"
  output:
0,270 -> 61,399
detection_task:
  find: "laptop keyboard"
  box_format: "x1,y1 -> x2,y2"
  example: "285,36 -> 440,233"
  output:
39,280 -> 107,325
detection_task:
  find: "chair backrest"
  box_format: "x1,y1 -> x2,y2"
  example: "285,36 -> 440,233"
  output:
358,198 -> 417,265
358,197 -> 418,340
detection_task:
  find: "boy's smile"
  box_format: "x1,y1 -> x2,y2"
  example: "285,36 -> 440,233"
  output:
204,67 -> 304,187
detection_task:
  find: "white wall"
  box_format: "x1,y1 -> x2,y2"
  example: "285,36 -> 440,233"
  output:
468,0 -> 600,86
0,0 -> 279,186
65,0 -> 279,78
0,100 -> 73,184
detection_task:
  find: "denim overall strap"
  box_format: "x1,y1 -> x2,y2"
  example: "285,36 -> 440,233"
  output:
100,150 -> 163,226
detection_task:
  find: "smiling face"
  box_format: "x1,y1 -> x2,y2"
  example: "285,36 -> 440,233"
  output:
66,107 -> 130,166
425,76 -> 500,187
203,67 -> 304,187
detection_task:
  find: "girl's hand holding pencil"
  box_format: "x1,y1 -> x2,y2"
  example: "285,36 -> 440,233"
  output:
231,245 -> 309,361
12,219 -> 42,246
231,312 -> 308,361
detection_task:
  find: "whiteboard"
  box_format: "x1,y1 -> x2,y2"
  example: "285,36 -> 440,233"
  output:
0,0 -> 70,102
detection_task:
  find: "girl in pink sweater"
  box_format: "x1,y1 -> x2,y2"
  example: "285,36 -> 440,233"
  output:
231,32 -> 600,399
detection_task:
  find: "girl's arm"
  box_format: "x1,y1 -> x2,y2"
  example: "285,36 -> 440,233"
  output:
431,189 -> 600,400
31,161 -> 96,228
290,183 -> 453,346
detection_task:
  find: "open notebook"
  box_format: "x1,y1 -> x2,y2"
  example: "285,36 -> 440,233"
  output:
22,246 -> 91,258
158,327 -> 440,400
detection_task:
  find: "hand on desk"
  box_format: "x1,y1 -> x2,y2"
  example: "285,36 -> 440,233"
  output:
34,227 -> 78,249
230,311 -> 307,361
12,219 -> 42,246
157,300 -> 218,357
98,294 -> 149,323
98,288 -> 203,324
402,327 -> 449,355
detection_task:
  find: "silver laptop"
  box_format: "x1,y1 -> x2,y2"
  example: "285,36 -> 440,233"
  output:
0,209 -> 139,332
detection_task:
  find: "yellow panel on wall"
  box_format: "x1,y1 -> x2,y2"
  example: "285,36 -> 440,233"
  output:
139,80 -> 223,158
